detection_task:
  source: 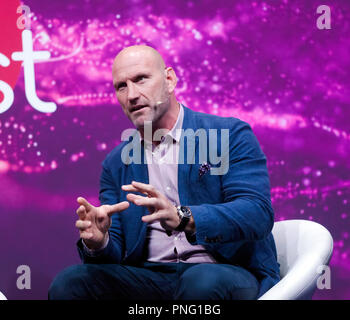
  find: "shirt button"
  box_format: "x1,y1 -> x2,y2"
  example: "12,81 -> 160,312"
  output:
166,186 -> 171,191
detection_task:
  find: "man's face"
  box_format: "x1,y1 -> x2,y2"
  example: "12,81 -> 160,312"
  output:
112,51 -> 170,129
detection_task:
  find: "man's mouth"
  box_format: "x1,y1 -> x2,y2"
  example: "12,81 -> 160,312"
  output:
130,105 -> 147,113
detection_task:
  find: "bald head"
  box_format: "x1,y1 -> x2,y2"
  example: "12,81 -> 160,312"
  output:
113,45 -> 166,78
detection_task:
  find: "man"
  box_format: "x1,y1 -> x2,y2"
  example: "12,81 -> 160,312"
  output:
49,45 -> 280,300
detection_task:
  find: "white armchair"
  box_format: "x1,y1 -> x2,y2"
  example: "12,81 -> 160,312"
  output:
259,219 -> 333,300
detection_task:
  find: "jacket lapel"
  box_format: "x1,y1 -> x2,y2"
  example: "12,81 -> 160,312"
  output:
123,142 -> 149,263
178,106 -> 198,205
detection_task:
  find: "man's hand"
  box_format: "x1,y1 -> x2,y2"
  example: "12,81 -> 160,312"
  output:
75,197 -> 129,250
122,181 -> 195,233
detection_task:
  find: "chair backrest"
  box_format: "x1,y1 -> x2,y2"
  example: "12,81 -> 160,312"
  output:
259,219 -> 333,300
0,291 -> 7,300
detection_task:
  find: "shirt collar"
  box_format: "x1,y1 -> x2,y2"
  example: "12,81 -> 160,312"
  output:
167,102 -> 184,143
140,103 -> 184,145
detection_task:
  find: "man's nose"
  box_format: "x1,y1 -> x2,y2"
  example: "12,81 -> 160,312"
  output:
127,82 -> 140,102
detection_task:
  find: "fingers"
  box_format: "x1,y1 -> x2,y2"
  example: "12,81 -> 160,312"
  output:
121,184 -> 145,193
75,220 -> 91,230
127,193 -> 158,207
142,212 -> 162,224
75,220 -> 93,240
105,201 -> 130,217
76,205 -> 87,220
122,181 -> 159,197
77,196 -> 94,211
80,231 -> 93,240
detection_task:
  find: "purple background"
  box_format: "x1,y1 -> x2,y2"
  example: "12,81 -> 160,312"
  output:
0,0 -> 349,299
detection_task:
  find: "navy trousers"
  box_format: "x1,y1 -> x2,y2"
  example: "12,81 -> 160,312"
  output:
48,262 -> 259,300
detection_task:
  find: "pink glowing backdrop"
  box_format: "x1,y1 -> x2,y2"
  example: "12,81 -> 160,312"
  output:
0,0 -> 349,299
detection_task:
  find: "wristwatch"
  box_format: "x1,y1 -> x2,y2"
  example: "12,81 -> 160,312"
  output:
175,206 -> 192,232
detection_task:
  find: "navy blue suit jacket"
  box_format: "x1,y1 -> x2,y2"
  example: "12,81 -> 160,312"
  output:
77,105 -> 280,298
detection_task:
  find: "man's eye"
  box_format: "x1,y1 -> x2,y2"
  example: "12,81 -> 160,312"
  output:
136,76 -> 146,82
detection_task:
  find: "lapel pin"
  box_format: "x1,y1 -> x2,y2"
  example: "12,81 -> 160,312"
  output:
199,162 -> 211,178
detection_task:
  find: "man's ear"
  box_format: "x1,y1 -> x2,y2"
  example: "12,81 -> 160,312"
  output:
165,67 -> 177,93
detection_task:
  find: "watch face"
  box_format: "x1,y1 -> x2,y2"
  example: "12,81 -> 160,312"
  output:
175,206 -> 191,232
181,206 -> 192,218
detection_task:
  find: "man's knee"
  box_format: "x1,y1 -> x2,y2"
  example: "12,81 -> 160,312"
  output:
175,264 -> 259,300
175,264 -> 225,300
48,264 -> 95,300
48,263 -> 142,300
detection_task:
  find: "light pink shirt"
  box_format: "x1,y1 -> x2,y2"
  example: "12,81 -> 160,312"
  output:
144,104 -> 217,263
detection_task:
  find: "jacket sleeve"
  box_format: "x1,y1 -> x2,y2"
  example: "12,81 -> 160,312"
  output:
77,160 -> 125,264
189,120 -> 274,245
